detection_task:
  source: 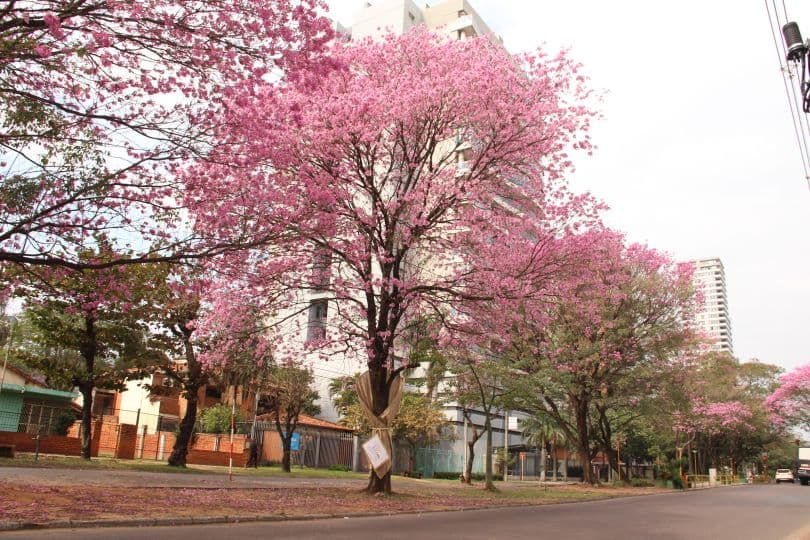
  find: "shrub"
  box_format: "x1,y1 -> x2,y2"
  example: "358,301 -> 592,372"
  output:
567,466 -> 583,478
433,471 -> 503,481
52,412 -> 76,436
198,404 -> 244,434
631,478 -> 654,487
328,464 -> 351,472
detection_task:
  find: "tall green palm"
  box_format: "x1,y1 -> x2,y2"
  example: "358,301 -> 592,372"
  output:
328,374 -> 359,418
520,414 -> 567,481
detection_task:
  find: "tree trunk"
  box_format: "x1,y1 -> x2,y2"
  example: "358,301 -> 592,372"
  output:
465,440 -> 476,484
484,415 -> 495,490
574,398 -> 596,484
540,439 -> 547,482
552,438 -> 558,481
365,471 -> 392,493
79,383 -> 93,460
168,392 -> 198,467
364,364 -> 394,494
564,447 -> 569,482
78,315 -> 97,461
605,446 -> 620,483
168,322 -> 204,467
282,435 -> 292,472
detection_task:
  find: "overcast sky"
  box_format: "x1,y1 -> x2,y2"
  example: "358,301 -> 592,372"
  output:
328,0 -> 810,373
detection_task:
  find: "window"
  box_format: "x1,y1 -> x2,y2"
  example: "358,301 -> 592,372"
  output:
18,402 -> 73,435
310,251 -> 332,291
306,299 -> 328,342
205,386 -> 222,399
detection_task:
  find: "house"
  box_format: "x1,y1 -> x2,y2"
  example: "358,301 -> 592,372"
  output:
0,365 -> 80,457
255,412 -> 356,469
0,365 -> 76,435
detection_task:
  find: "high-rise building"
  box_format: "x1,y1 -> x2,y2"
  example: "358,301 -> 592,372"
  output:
349,0 -> 496,42
690,257 -> 734,354
305,0 -> 500,423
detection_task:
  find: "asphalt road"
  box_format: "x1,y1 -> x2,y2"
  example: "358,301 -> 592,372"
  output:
5,484 -> 810,540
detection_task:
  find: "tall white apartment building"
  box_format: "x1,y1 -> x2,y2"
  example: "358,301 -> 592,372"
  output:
305,0 -> 500,424
348,0 -> 496,41
690,257 -> 734,354
286,2 -> 530,471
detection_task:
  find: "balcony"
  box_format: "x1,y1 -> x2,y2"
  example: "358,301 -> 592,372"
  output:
448,14 -> 482,39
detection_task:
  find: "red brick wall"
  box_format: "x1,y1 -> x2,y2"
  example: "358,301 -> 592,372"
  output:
0,431 -> 82,456
137,431 -> 177,460
187,450 -> 248,467
116,424 -> 138,459
3,417 -> 249,467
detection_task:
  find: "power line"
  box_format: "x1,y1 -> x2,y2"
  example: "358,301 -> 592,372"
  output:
777,2 -> 810,170
771,0 -> 810,176
766,0 -> 810,189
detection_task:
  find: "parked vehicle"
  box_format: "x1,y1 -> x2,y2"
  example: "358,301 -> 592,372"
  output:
775,469 -> 794,483
798,448 -> 810,486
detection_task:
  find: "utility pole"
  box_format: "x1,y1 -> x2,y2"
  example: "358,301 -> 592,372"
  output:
503,410 -> 509,482
0,316 -> 17,395
462,414 -> 468,480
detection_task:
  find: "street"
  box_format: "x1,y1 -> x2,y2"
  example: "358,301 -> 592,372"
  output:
4,484 -> 809,540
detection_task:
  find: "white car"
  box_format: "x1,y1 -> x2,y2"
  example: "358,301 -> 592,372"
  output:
775,469 -> 794,483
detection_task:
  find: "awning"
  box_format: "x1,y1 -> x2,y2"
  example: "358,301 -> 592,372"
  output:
0,383 -> 77,401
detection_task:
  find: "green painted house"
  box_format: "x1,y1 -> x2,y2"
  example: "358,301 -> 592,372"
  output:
0,365 -> 77,434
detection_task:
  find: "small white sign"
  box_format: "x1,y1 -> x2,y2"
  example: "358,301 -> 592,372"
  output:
362,435 -> 390,470
508,416 -> 519,430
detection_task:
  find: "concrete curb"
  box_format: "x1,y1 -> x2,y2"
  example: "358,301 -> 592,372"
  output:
0,502 -> 574,532
0,511 -> 450,532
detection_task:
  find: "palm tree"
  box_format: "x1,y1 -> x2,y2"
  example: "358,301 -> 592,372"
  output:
520,414 -> 566,481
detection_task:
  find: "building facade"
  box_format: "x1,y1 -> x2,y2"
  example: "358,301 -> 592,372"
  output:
348,0 -> 496,41
690,257 -> 734,354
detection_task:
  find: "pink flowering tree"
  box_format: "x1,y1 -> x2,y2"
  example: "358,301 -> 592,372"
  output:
767,363 -> 810,432
494,230 -> 696,484
0,0 -> 331,271
186,29 -> 597,493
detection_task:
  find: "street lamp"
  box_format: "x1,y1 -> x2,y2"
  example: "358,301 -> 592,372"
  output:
782,21 -> 810,112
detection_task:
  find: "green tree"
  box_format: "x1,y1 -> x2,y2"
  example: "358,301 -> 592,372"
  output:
140,272 -> 213,468
12,250 -> 162,458
339,390 -> 449,475
262,364 -> 319,472
328,374 -> 360,419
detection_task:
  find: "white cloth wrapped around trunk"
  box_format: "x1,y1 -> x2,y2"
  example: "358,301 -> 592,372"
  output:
356,370 -> 404,479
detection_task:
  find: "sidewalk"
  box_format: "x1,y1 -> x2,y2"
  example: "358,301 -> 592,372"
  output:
0,463 -> 669,532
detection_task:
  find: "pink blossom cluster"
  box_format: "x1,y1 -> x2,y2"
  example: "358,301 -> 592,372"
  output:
766,363 -> 810,430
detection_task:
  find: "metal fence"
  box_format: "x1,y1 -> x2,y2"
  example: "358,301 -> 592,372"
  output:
296,429 -> 355,469
0,406 -> 75,436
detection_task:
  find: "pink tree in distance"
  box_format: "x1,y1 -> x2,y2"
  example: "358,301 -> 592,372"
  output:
767,363 -> 810,432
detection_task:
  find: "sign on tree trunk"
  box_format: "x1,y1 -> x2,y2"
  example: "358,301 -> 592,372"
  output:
362,435 -> 390,473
